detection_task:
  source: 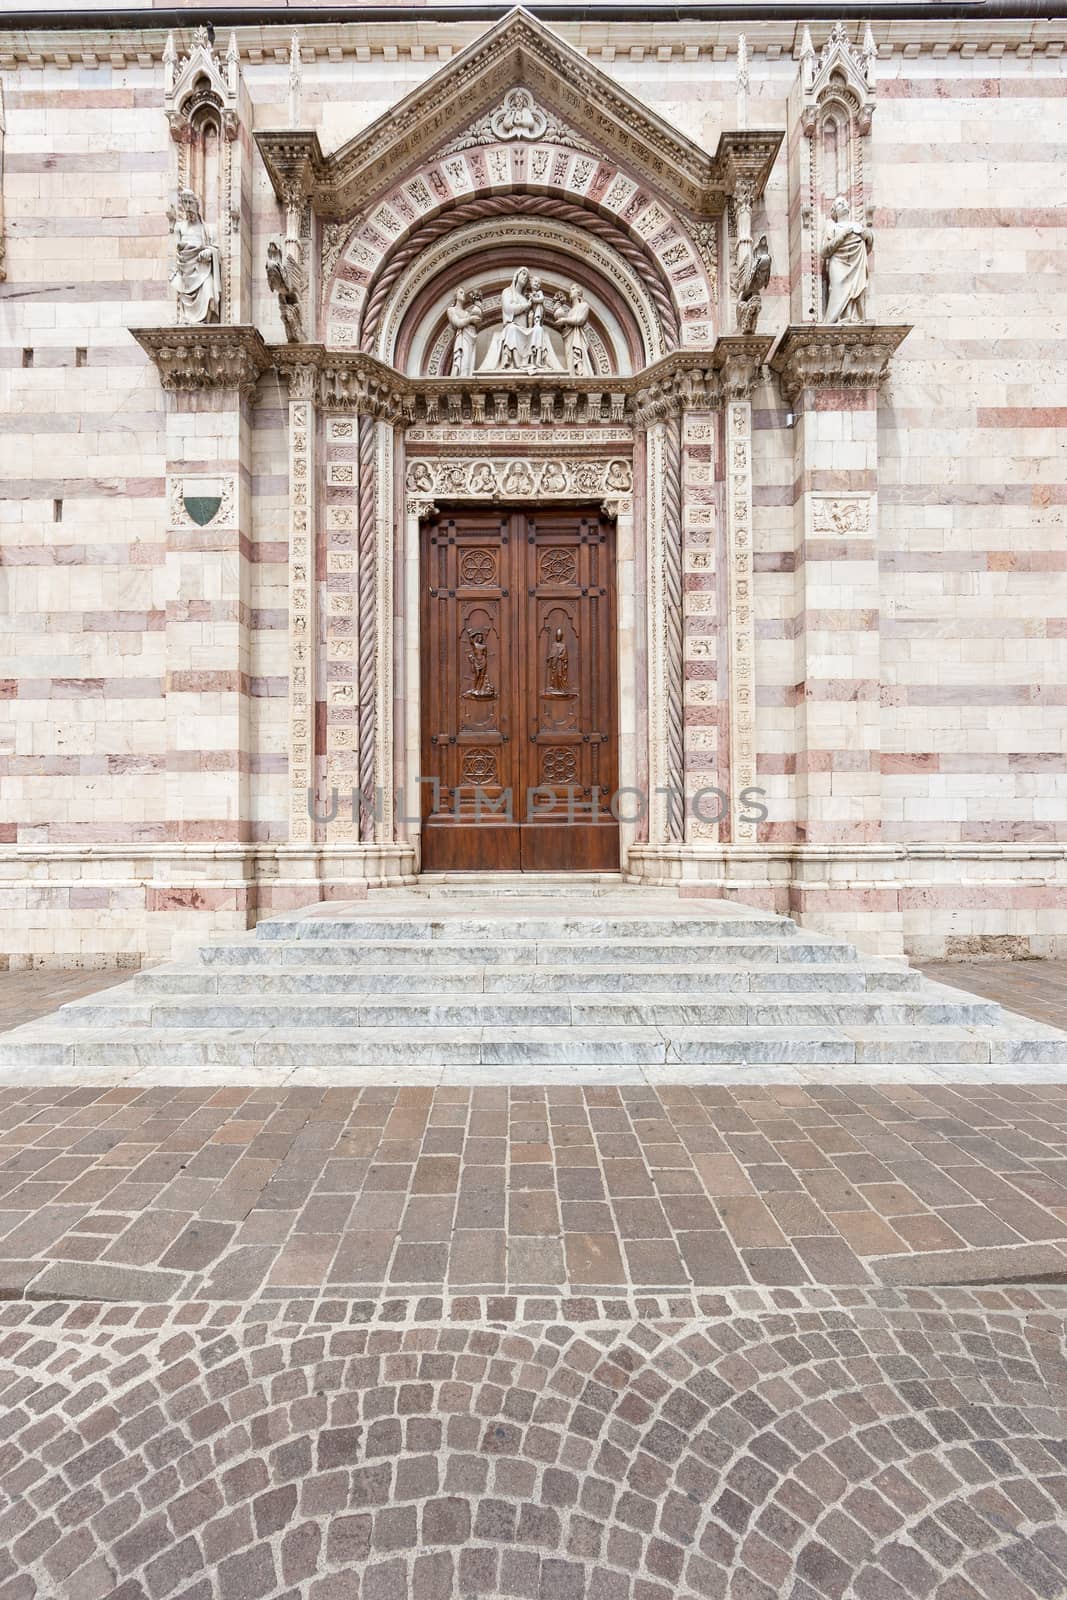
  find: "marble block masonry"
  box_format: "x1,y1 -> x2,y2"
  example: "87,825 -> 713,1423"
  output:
1,6 -> 1065,967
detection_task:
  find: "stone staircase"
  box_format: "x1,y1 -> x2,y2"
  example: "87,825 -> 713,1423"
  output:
2,881 -> 1065,1080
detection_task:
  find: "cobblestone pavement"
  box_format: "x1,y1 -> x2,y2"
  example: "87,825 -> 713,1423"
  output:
2,1287 -> 1066,1600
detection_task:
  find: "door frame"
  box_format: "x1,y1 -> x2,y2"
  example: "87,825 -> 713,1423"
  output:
398,456 -> 643,873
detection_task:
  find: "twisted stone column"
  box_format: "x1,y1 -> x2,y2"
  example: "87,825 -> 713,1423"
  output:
357,414 -> 378,841
662,414 -> 685,842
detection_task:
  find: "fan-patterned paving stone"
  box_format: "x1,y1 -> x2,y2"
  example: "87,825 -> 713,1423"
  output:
0,1289 -> 1066,1599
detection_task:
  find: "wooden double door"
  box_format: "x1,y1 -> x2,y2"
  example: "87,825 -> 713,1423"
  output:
420,505 -> 618,871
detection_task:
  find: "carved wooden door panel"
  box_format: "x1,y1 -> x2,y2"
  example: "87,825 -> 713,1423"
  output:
421,510 -> 521,870
420,506 -> 618,872
518,509 -> 618,870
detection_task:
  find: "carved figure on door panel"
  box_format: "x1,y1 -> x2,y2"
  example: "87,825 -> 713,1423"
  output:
544,627 -> 575,698
463,630 -> 496,700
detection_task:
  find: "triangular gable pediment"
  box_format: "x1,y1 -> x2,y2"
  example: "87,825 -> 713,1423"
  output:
280,9 -> 724,220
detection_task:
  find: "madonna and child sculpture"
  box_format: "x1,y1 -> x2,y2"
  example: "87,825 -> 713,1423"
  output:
448,269 -> 593,377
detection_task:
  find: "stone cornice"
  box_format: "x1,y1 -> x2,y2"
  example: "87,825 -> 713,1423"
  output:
769,324 -> 911,402
132,326 -> 272,396
253,10 -> 778,221
2,21 -> 1065,71
253,130 -> 327,205
714,131 -> 783,202
272,337 -> 773,424
132,327 -> 775,418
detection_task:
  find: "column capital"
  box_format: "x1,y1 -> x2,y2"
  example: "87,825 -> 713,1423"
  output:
132,325 -> 271,397
769,323 -> 910,403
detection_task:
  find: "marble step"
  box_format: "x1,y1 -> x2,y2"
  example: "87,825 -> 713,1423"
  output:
413,872 -> 625,896
254,914 -> 798,942
200,936 -> 858,968
131,962 -> 923,997
1,1022 -> 1065,1073
56,989 -> 1001,1030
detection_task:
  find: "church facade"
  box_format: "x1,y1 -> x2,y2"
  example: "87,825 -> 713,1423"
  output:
1,7 -> 1064,964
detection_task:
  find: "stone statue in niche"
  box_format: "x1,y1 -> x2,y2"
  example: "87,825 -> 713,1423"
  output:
553,284 -> 592,376
171,189 -> 221,325
822,196 -> 873,324
446,287 -> 483,377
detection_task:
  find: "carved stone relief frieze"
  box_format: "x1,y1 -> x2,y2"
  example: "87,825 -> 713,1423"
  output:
726,399 -> 757,844
681,410 -> 718,841
288,395 -> 316,845
440,87 -> 602,159
403,456 -> 632,510
406,425 -> 632,449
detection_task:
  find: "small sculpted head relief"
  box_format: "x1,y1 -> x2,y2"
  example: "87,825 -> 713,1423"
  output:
490,88 -> 548,141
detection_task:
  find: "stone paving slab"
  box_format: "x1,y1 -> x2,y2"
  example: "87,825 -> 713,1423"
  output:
919,958 -> 1067,1033
1,1286 -> 1066,1600
3,1084 -> 1067,1304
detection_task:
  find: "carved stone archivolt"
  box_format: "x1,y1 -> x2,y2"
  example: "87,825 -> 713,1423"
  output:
254,9 -> 769,354
364,208 -> 673,370
404,456 -> 632,509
